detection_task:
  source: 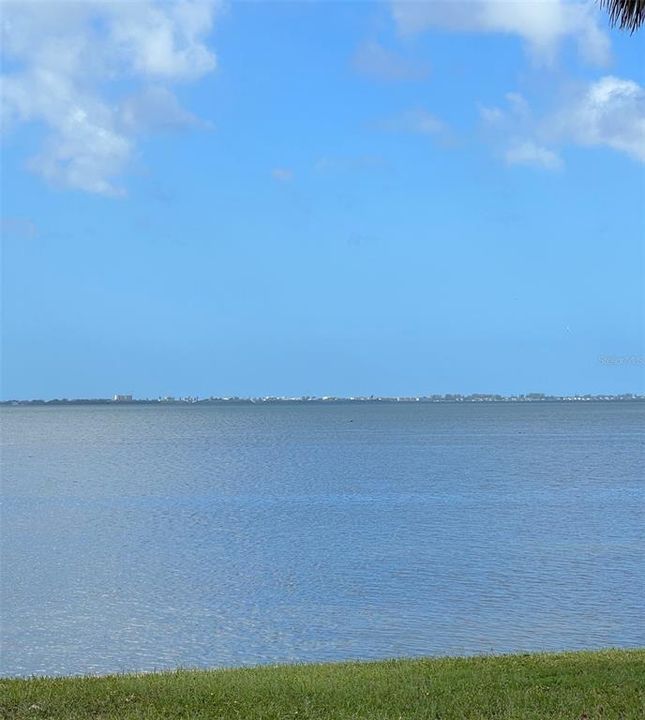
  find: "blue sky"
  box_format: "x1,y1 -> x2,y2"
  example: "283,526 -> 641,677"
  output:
1,0 -> 644,399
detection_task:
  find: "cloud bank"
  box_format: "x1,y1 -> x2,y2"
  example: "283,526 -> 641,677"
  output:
553,76 -> 645,162
481,76 -> 645,169
391,0 -> 610,66
1,0 -> 219,196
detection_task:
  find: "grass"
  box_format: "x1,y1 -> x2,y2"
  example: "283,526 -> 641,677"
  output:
1,649 -> 643,719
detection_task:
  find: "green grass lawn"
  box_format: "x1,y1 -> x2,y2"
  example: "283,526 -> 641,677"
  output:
1,649 -> 643,719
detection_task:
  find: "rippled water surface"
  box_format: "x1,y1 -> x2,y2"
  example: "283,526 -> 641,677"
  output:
1,402 -> 643,676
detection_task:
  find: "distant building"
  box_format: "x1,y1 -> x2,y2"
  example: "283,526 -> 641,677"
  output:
113,394 -> 133,402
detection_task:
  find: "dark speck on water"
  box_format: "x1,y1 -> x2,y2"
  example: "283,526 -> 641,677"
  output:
1,402 -> 643,677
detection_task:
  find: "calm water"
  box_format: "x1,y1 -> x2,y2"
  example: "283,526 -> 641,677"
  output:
1,402 -> 643,677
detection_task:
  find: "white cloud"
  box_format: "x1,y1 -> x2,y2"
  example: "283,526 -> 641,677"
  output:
478,91 -> 533,132
120,86 -> 205,133
552,76 -> 645,162
1,0 -> 219,196
380,108 -> 452,140
391,0 -> 610,66
481,76 -> 645,168
272,167 -> 294,182
480,92 -> 563,169
376,108 -> 457,149
478,104 -> 506,126
404,109 -> 446,135
106,0 -> 217,80
505,140 -> 563,170
352,40 -> 430,82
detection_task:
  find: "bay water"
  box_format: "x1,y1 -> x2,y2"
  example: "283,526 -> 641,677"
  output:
1,402 -> 643,677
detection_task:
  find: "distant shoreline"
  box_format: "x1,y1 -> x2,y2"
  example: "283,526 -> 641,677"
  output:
2,394 -> 644,406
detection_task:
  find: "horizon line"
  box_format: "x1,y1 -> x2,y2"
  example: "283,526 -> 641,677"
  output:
2,393 -> 644,406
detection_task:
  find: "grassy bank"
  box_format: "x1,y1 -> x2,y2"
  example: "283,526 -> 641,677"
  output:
1,649 -> 643,719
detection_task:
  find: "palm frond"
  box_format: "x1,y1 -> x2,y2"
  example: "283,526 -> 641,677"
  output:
600,0 -> 645,32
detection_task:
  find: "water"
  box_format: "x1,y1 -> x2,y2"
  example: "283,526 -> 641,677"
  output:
1,402 -> 643,677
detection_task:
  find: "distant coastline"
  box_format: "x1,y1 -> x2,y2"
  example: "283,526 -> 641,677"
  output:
2,393 -> 644,406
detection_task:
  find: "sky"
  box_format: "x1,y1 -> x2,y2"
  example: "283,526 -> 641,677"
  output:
1,0 -> 644,399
